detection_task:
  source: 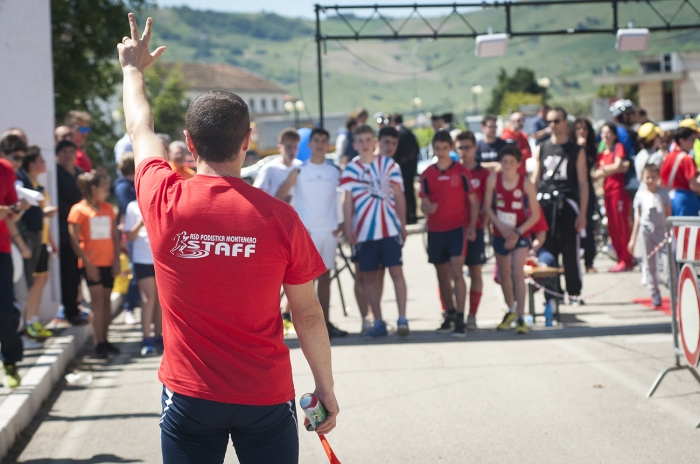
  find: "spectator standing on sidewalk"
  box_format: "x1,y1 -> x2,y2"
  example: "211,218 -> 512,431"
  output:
55,140 -> 88,326
336,117 -> 358,167
168,141 -> 196,180
660,126 -> 700,216
528,104 -> 551,145
390,114 -> 420,225
65,110 -> 94,172
475,115 -> 507,172
119,14 -> 337,461
628,164 -> 671,307
573,118 -> 598,273
531,107 -> 589,305
501,112 -> 531,175
275,128 -> 348,338
422,131 -> 478,338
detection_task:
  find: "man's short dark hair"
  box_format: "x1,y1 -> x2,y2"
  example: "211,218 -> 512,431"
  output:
186,91 -> 250,163
674,127 -> 697,144
0,134 -> 27,155
353,124 -> 375,138
310,128 -> 329,141
432,130 -> 453,147
552,107 -> 568,120
119,152 -> 135,177
455,131 -> 476,145
22,146 -> 42,171
482,115 -> 497,126
392,114 -> 404,125
378,126 -> 399,140
497,144 -> 523,162
55,140 -> 77,155
442,113 -> 454,124
345,117 -> 357,130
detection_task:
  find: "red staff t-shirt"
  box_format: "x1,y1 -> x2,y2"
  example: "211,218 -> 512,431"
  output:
135,157 -> 326,405
419,162 -> 471,232
0,159 -> 18,254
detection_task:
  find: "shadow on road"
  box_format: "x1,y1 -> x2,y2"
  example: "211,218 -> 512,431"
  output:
285,322 -> 671,349
20,455 -> 142,463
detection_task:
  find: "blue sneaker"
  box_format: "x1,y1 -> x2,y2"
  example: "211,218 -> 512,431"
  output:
141,338 -> 156,356
365,320 -> 388,338
397,317 -> 410,336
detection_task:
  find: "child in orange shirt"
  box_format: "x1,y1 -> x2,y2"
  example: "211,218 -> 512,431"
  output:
68,171 -> 120,358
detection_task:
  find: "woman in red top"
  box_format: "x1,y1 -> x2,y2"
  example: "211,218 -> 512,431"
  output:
484,145 -> 540,334
593,122 -> 634,272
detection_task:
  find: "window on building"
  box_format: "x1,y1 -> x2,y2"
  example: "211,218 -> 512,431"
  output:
272,98 -> 278,112
249,98 -> 255,112
663,81 -> 674,121
261,98 -> 267,112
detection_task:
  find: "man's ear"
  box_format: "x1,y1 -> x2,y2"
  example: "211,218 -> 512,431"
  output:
241,128 -> 252,154
184,130 -> 197,162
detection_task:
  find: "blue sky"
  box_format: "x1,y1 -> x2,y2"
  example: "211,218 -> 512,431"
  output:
156,0 -> 463,19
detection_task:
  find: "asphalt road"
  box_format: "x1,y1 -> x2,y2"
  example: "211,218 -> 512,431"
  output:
6,234 -> 700,464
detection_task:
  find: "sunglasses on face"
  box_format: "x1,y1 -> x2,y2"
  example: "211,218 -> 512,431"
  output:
485,125 -> 497,130
74,126 -> 92,134
547,119 -> 561,125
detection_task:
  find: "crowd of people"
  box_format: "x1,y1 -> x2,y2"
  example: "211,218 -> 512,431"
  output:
1,97 -> 700,388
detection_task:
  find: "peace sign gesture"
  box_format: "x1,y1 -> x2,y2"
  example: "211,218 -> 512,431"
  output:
117,13 -> 166,73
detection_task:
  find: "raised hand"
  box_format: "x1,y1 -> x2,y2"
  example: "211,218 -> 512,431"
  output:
117,13 -> 166,73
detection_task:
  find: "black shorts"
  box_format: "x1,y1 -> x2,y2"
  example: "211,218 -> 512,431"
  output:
427,227 -> 465,265
160,386 -> 299,464
82,266 -> 114,288
354,236 -> 403,272
133,263 -> 155,281
492,236 -> 532,256
34,244 -> 49,275
465,228 -> 487,266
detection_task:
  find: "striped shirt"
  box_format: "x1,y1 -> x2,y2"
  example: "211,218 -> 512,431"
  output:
340,155 -> 404,242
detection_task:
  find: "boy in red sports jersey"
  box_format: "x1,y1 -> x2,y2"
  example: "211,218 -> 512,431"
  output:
484,145 -> 540,334
455,131 -> 490,329
421,131 -> 479,337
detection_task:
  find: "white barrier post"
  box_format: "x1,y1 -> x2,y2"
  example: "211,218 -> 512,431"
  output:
647,217 -> 700,427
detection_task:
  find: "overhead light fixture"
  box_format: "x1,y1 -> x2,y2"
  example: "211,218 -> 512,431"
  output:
475,32 -> 509,58
616,28 -> 650,51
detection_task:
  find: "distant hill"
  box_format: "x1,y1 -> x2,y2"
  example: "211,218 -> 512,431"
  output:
148,5 -> 700,118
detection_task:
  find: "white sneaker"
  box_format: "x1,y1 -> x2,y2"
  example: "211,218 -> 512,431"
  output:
22,336 -> 44,350
124,310 -> 139,325
466,314 -> 477,330
361,318 -> 372,335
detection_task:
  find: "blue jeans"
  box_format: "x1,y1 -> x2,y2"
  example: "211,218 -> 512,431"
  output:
160,386 -> 299,464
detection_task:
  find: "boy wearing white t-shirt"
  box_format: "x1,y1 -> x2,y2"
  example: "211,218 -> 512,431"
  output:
276,129 -> 348,338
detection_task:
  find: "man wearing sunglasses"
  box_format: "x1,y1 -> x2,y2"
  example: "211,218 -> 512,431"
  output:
65,110 -> 94,173
531,107 -> 589,307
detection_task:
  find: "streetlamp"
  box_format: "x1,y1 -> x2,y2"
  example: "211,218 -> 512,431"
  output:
471,85 -> 484,115
537,77 -> 551,104
412,96 -> 422,115
284,99 -> 305,128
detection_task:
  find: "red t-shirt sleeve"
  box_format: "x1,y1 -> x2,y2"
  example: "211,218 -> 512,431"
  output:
135,157 -> 184,224
614,143 -> 625,160
1,162 -> 17,205
283,215 -> 327,285
680,156 -> 698,183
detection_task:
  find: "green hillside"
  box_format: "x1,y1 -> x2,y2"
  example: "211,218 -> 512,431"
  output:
146,4 -> 700,117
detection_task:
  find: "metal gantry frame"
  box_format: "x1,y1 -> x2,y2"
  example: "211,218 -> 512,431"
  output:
314,0 -> 700,126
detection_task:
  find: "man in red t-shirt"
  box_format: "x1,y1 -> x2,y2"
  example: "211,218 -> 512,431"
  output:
420,131 -> 478,337
501,111 -> 532,175
660,126 -> 700,216
119,14 -> 337,463
0,157 -> 24,388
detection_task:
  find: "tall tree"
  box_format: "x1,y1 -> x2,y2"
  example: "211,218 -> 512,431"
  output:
145,63 -> 189,138
486,67 -> 549,115
51,0 -> 154,166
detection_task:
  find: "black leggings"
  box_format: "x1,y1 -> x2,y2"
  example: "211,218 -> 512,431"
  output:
0,253 -> 23,364
160,386 -> 299,464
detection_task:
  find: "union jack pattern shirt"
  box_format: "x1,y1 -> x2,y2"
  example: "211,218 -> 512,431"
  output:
340,155 -> 404,243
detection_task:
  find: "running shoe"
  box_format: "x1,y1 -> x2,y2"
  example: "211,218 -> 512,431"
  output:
436,310 -> 455,334
283,319 -> 295,336
466,314 -> 477,330
326,322 -> 348,338
365,320 -> 388,338
609,262 -> 633,273
104,341 -> 120,355
94,343 -> 109,359
497,312 -> 518,330
361,318 -> 372,335
154,335 -> 164,354
26,321 -> 52,340
141,338 -> 156,357
52,306 -> 65,323
3,363 -> 20,389
397,317 -> 410,337
515,318 -> 529,334
124,310 -> 139,325
452,316 -> 467,338
569,296 -> 584,307
652,294 -> 662,307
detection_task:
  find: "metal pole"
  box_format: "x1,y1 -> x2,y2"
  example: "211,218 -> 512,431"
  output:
667,219 -> 681,364
315,4 -> 325,128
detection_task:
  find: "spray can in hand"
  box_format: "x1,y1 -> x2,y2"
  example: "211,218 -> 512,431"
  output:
300,393 -> 327,432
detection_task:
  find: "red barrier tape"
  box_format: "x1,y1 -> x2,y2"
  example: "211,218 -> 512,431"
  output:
318,434 -> 341,464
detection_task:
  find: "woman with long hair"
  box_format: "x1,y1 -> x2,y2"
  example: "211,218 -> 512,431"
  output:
572,118 -> 598,273
592,122 -> 634,272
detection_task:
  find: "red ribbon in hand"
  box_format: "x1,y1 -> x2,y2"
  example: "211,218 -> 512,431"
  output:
318,434 -> 341,464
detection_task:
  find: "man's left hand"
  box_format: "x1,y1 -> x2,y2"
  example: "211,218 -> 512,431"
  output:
117,14 -> 166,73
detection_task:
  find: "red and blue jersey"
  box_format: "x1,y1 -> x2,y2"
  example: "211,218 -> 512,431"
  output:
492,173 -> 530,238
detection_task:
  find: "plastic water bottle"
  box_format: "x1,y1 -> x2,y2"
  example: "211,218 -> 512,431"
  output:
544,300 -> 554,327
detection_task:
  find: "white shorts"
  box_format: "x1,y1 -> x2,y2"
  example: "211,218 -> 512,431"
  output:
309,230 -> 338,271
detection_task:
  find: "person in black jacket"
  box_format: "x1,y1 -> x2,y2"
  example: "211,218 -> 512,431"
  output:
391,114 -> 420,224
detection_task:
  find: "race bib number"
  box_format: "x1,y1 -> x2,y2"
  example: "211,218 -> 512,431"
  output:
89,216 -> 111,240
497,210 -> 517,227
